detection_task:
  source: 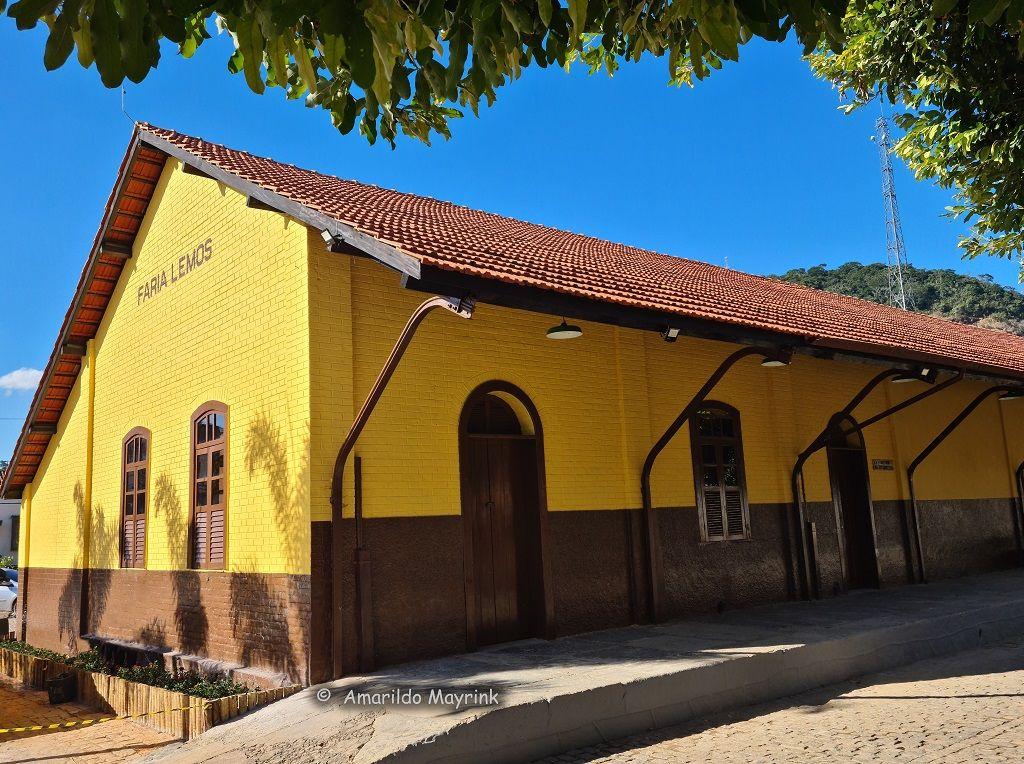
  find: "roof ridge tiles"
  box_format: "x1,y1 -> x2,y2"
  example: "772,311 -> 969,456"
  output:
135,122 -> 1024,371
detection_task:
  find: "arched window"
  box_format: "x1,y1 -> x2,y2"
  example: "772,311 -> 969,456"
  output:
121,428 -> 150,568
191,403 -> 227,569
689,404 -> 750,542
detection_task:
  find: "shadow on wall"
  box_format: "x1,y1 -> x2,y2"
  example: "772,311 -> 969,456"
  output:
243,412 -> 309,572
229,569 -> 299,679
57,481 -> 117,652
241,412 -> 311,679
155,473 -> 209,656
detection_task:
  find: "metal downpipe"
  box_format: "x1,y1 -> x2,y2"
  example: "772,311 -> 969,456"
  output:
639,346 -> 782,623
328,295 -> 474,679
790,369 -> 962,598
906,385 -> 1011,584
1015,462 -> 1024,566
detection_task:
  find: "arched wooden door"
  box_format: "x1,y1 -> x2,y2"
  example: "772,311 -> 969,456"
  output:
459,384 -> 547,647
826,415 -> 880,590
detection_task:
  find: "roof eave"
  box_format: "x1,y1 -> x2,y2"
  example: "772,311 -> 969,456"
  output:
136,131 -> 422,280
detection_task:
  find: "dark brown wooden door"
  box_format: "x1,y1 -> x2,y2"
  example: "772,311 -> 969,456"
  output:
465,435 -> 541,646
828,446 -> 878,590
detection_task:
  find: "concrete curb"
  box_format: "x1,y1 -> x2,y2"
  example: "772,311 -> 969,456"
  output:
383,595 -> 1024,763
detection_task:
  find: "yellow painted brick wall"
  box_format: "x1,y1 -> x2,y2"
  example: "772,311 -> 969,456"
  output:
887,379 -> 1018,501
29,196 -> 1022,572
27,159 -> 312,575
309,243 -> 1021,520
20,367 -> 91,569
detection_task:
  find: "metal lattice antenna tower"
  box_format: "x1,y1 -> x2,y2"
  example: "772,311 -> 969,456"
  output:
874,111 -> 915,310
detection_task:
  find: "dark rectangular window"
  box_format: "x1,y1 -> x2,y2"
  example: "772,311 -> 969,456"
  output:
121,429 -> 150,568
192,404 -> 227,569
690,405 -> 750,542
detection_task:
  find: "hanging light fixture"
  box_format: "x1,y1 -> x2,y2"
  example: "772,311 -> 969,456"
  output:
546,318 -> 582,340
760,348 -> 793,368
892,367 -> 938,385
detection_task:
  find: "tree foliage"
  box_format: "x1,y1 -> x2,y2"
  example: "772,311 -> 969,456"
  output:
809,0 -> 1024,265
4,0 -> 850,145
6,0 -> 1023,265
775,261 -> 1024,335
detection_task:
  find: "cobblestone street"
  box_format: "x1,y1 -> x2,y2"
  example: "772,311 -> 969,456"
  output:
0,675 -> 174,764
542,636 -> 1024,763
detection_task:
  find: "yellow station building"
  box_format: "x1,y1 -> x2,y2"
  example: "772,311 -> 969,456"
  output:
3,124 -> 1024,686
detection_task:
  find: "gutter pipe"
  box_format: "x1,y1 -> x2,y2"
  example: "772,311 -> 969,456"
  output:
790,369 -> 963,598
328,295 -> 474,678
906,385 -> 1011,584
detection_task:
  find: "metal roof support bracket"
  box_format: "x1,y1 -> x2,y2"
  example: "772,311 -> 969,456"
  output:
906,384 -> 1011,584
639,346 -> 790,623
1014,462 -> 1024,567
791,369 -> 964,598
328,295 -> 475,679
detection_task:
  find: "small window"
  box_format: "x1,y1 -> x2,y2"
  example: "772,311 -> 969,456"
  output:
690,405 -> 750,542
121,428 -> 150,568
10,515 -> 19,553
192,403 -> 227,569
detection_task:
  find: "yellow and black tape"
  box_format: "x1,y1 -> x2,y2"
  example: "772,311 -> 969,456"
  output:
0,704 -> 194,735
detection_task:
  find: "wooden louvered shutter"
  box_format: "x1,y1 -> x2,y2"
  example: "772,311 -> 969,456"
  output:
121,430 -> 149,568
691,407 -> 750,542
192,406 -> 227,569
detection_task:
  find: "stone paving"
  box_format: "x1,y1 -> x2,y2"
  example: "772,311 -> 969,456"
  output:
542,634 -> 1024,763
0,674 -> 174,764
147,569 -> 1024,763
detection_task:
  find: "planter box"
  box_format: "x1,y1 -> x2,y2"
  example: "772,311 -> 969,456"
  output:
0,645 -> 300,740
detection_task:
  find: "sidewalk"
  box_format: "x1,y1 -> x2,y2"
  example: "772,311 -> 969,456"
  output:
0,674 -> 174,764
148,569 -> 1024,764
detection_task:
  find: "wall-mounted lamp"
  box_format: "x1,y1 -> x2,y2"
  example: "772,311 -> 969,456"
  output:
320,229 -> 343,252
546,318 -> 583,340
662,327 -> 681,343
892,367 -> 939,385
999,389 -> 1024,401
760,348 -> 793,368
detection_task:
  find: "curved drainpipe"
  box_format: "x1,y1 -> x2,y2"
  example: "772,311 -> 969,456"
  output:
906,385 -> 1011,584
640,346 -> 784,623
328,295 -> 474,678
1015,462 -> 1024,566
791,369 -> 963,599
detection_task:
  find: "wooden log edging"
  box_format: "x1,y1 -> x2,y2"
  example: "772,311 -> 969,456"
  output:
0,645 -> 301,740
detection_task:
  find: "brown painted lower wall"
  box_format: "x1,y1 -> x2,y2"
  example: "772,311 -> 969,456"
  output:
22,567 -> 311,686
658,504 -> 794,618
547,510 -> 636,635
26,498 -> 1022,687
917,497 -> 1020,580
307,497 -> 1022,680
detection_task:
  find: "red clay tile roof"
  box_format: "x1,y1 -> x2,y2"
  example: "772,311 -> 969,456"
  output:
137,124 -> 1024,378
2,123 -> 1022,497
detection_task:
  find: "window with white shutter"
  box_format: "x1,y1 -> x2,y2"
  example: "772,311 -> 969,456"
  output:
121,428 -> 150,568
690,405 -> 750,542
191,403 -> 227,569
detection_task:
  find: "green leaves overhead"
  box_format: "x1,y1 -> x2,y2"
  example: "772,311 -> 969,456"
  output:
9,0 -> 853,145
810,0 -> 1024,266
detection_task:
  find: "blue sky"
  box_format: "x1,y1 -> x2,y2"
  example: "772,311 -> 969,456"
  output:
1,23 -> 1021,461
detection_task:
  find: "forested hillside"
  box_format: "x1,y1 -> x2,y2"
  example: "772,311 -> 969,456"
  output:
773,262 -> 1024,336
